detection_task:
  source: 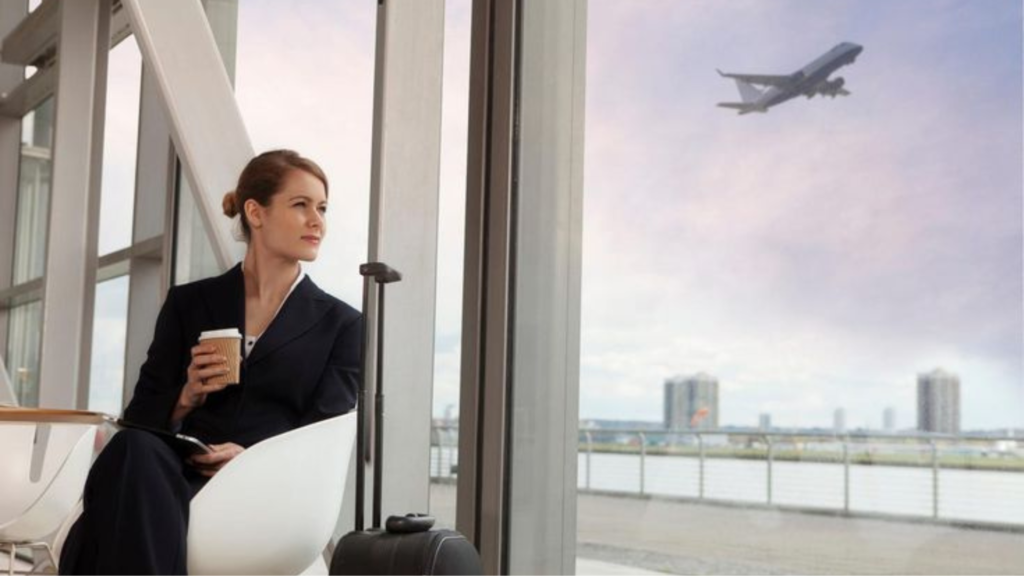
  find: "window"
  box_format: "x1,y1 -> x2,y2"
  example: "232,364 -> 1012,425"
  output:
98,35 -> 142,256
428,0 -> 472,530
174,178 -> 222,286
5,300 -> 42,407
574,1 -> 1023,573
12,98 -> 54,284
87,275 -> 130,415
232,0 -> 375,305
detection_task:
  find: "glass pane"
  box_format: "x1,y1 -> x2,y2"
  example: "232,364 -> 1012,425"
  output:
577,1 -> 1023,574
233,0 -> 374,304
5,300 -> 43,407
88,275 -> 130,415
430,0 -> 472,530
175,1 -> 377,292
98,35 -> 142,256
12,97 -> 54,284
174,174 -> 222,285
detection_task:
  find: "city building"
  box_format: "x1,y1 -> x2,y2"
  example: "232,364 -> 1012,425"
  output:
918,369 -> 961,434
833,408 -> 846,433
759,413 -> 772,430
664,373 -> 719,430
883,406 -> 897,431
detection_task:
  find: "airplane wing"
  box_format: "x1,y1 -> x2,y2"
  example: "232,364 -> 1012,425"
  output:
716,102 -> 764,115
716,69 -> 800,88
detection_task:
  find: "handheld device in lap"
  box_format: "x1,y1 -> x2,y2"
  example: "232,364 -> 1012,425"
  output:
115,418 -> 214,457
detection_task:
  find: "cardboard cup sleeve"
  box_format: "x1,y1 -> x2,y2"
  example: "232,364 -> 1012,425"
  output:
198,328 -> 242,386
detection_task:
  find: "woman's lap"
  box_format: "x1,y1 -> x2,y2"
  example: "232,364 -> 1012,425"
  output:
59,429 -> 204,575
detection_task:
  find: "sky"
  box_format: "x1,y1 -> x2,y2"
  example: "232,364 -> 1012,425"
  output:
85,0 -> 1022,431
579,0 -> 1022,430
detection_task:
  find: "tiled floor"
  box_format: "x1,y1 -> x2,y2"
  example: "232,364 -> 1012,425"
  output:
1,549 -> 652,576
9,485 -> 1022,575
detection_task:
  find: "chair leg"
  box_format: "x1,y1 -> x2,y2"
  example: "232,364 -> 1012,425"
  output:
23,542 -> 57,576
6,542 -> 16,576
41,543 -> 57,576
0,542 -> 57,576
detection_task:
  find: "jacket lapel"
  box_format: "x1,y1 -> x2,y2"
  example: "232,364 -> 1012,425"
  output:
246,277 -> 332,367
199,263 -> 246,339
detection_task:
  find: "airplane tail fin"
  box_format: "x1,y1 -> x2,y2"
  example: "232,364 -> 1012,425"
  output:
734,79 -> 763,103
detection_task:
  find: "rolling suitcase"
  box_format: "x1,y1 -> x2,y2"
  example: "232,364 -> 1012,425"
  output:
330,262 -> 482,576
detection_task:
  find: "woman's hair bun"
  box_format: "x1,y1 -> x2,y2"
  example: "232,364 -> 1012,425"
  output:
222,190 -> 240,218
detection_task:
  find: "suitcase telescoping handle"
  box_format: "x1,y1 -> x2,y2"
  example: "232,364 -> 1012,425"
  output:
356,262 -> 402,532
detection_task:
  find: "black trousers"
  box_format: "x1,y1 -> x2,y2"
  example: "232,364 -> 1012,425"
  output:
58,430 -> 208,575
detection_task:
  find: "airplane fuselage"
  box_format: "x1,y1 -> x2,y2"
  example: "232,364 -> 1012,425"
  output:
758,43 -> 862,109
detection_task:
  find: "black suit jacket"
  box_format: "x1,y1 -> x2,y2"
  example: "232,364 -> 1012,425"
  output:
123,263 -> 361,448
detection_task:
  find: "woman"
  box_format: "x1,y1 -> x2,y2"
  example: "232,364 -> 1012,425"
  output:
59,150 -> 361,575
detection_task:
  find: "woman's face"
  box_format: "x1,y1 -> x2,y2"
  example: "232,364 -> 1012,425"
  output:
246,169 -> 328,262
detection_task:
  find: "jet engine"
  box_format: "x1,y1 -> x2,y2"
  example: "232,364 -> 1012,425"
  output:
819,77 -> 847,97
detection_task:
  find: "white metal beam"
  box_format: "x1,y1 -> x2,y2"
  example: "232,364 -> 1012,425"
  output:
109,0 -> 131,47
458,0 -> 587,572
0,0 -> 58,67
0,63 -> 54,118
121,0 -> 249,272
0,1 -> 135,119
457,0 -> 517,570
121,62 -> 173,412
37,0 -> 111,409
1,0 -> 131,66
507,1 -> 586,572
0,0 -> 27,362
363,0 -> 445,528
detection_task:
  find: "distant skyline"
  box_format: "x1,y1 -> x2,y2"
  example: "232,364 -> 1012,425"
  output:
88,1 -> 1022,431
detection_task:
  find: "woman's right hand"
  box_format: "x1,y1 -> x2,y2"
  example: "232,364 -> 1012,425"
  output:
174,345 -> 232,421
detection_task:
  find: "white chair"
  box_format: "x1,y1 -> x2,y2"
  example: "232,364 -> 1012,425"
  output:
187,412 -> 358,575
0,422 -> 97,575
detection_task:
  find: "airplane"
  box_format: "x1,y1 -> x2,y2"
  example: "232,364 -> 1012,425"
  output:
717,42 -> 863,115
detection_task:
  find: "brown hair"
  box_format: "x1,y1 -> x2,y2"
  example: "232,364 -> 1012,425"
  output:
222,149 -> 329,241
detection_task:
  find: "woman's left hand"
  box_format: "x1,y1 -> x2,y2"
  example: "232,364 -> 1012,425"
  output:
188,442 -> 245,477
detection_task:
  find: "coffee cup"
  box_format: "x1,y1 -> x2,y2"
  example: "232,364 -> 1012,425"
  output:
198,328 -> 242,386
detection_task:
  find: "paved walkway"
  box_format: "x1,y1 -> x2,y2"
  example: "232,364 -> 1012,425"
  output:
430,483 -> 1024,574
576,557 -> 663,575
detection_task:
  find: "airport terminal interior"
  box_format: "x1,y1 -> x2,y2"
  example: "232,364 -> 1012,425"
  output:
1,0 -> 1022,574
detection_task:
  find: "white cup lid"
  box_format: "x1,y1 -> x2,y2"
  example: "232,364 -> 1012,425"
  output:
199,328 -> 242,340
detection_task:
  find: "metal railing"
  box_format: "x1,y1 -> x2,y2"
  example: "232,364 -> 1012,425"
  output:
430,426 -> 1024,528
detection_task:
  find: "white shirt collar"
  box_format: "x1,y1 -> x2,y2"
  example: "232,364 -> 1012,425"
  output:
241,262 -> 307,342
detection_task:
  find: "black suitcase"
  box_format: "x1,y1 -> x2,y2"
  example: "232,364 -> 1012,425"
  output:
330,262 -> 482,576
